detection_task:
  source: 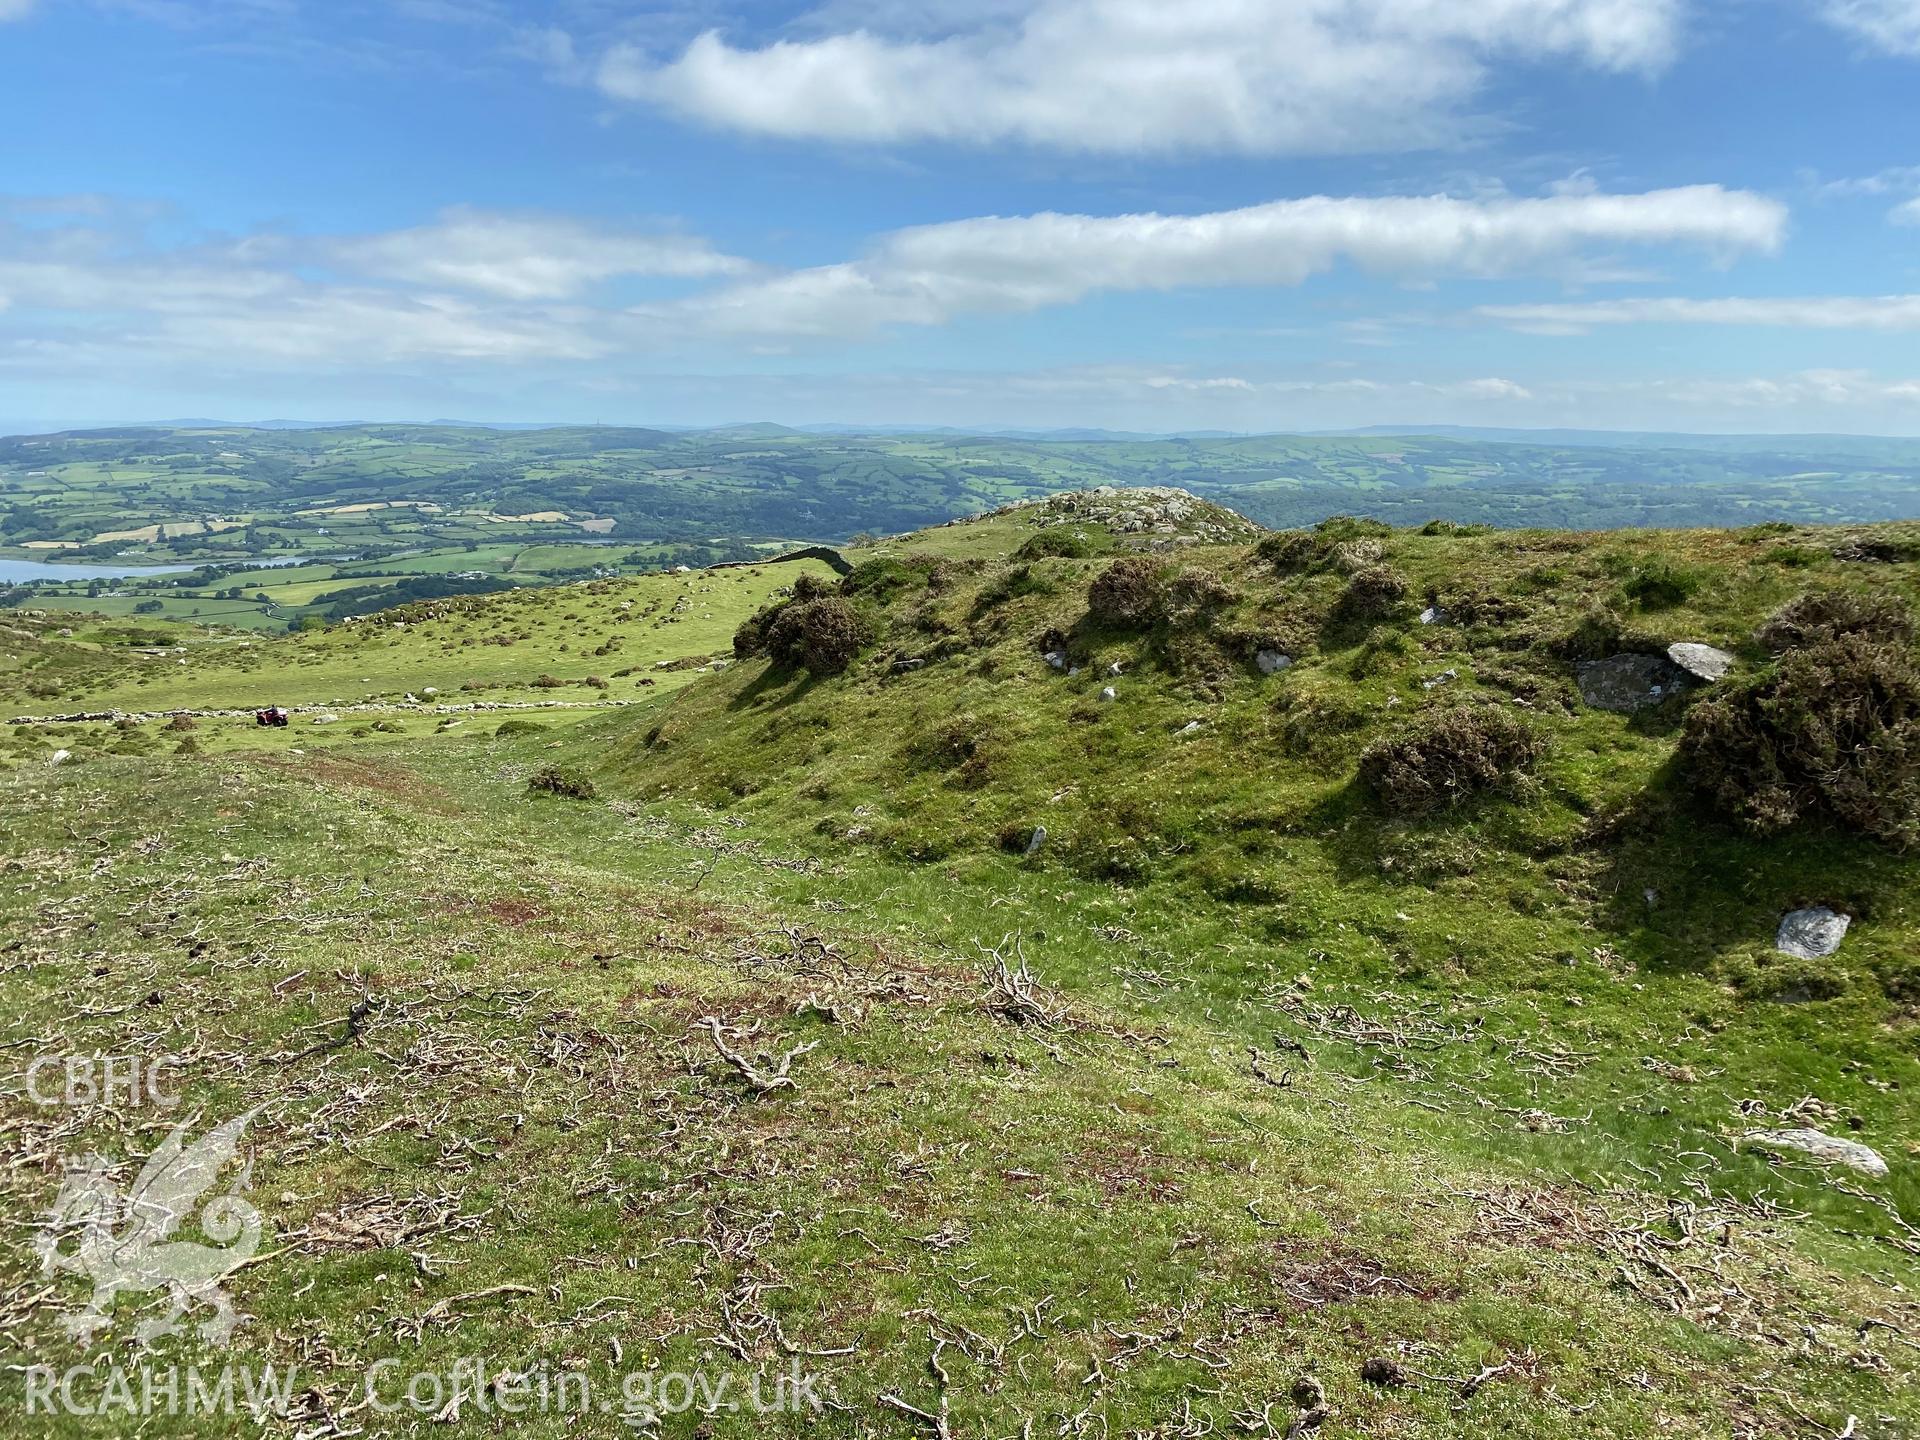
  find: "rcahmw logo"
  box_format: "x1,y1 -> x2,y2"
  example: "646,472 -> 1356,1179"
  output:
35,1108 -> 266,1346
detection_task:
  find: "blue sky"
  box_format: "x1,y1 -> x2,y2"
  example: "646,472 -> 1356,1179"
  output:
3,0 -> 1919,433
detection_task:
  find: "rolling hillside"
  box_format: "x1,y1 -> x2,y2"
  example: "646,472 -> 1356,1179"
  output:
2,494 -> 1917,1437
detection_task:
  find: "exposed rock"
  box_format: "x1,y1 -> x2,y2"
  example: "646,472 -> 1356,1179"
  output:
1666,642 -> 1735,683
1776,906 -> 1850,959
890,658 -> 926,674
983,486 -> 1263,547
1419,605 -> 1448,626
1576,653 -> 1690,712
1043,650 -> 1069,672
1099,686 -> 1118,702
1256,649 -> 1293,676
1360,1357 -> 1407,1389
49,749 -> 71,765
311,713 -> 340,725
1107,661 -> 1125,677
1745,1127 -> 1888,1177
1024,825 -> 1048,857
1290,1376 -> 1326,1411
1421,667 -> 1458,691
1175,720 -> 1204,736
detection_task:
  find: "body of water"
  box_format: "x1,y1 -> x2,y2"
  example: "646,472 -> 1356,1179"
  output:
0,555 -> 313,584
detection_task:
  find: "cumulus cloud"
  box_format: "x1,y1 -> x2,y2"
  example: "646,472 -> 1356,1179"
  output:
1476,294 -> 1920,333
0,207 -> 727,368
668,186 -> 1787,338
1820,0 -> 1920,55
599,0 -> 1686,154
330,208 -> 751,300
1893,197 -> 1920,225
0,187 -> 1788,380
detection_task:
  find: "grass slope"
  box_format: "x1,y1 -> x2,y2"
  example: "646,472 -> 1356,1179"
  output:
1,494 -> 1916,1437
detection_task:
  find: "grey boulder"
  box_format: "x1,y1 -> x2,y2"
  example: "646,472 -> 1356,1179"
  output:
1745,1127 -> 1888,1177
1776,906 -> 1850,959
1256,649 -> 1293,676
1576,653 -> 1690,712
1667,642 -> 1736,683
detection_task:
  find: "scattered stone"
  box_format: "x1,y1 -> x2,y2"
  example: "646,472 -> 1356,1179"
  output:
1745,1127 -> 1889,1177
1666,642 -> 1735,683
1360,1357 -> 1407,1389
1775,906 -> 1850,959
890,658 -> 926,674
1256,649 -> 1293,676
312,713 -> 340,725
1575,653 -> 1691,712
1099,686 -> 1118,702
1175,720 -> 1204,736
49,749 -> 71,766
1290,1376 -> 1326,1411
421,686 -> 439,697
1419,605 -> 1448,626
1024,825 -> 1048,856
983,485 -> 1263,546
1043,650 -> 1069,671
1421,667 -> 1458,691
1107,661 -> 1125,677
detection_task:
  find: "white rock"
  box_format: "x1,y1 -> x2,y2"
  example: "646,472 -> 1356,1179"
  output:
421,686 -> 438,696
1422,668 -> 1458,690
1043,650 -> 1069,671
1776,906 -> 1850,959
49,749 -> 71,765
1256,649 -> 1292,676
1175,720 -> 1204,736
1745,1127 -> 1888,1177
1419,606 -> 1448,626
1024,825 -> 1048,856
1667,642 -> 1736,683
312,713 -> 340,725
1108,661 -> 1125,677
1099,687 -> 1118,702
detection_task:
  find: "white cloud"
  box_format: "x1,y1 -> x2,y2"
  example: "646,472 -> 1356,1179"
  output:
1813,164 -> 1920,197
0,187 -> 1796,415
0,0 -> 36,19
1820,0 -> 1920,55
599,0 -> 1686,154
0,208 -> 704,367
1475,294 -> 1920,333
1893,197 -> 1920,225
330,208 -> 750,300
669,186 -> 1787,338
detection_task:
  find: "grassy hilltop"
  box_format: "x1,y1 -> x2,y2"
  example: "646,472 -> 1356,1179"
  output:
2,491 -> 1918,1438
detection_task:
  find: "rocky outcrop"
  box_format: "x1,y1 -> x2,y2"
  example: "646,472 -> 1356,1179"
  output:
1575,653 -> 1690,712
983,487 -> 1262,547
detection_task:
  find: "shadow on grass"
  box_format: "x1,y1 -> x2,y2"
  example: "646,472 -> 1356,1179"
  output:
1587,757 -> 1901,981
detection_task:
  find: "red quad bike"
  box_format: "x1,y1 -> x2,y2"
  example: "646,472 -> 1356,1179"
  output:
254,707 -> 291,728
